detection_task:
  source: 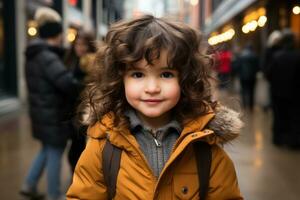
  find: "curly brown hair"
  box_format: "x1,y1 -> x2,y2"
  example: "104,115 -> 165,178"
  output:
78,15 -> 215,128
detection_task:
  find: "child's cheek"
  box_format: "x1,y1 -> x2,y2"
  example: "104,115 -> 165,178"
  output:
124,80 -> 143,103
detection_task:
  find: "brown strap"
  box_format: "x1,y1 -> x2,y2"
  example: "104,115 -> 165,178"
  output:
194,141 -> 212,200
103,139 -> 210,199
102,139 -> 122,200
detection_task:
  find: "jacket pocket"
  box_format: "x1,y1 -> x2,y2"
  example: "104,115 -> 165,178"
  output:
173,173 -> 199,200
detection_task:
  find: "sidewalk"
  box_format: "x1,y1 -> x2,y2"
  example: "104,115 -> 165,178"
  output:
0,109 -> 71,200
220,82 -> 300,200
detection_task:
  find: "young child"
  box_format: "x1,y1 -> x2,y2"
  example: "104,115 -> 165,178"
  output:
67,15 -> 243,200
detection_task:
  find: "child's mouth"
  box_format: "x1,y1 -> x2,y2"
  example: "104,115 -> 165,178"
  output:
142,99 -> 163,104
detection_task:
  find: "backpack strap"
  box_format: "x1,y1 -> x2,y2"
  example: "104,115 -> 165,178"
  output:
193,141 -> 212,200
102,139 -> 122,200
102,139 -> 211,200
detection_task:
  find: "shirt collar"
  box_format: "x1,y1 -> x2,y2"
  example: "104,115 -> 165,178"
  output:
125,110 -> 182,135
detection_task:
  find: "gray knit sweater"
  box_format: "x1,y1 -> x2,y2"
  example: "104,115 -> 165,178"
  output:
125,110 -> 182,178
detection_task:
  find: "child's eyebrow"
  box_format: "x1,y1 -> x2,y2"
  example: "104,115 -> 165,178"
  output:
126,66 -> 142,70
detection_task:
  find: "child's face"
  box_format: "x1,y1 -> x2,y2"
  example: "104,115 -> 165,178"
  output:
123,50 -> 181,128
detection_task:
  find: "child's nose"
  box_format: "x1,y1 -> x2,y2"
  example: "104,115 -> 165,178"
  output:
144,79 -> 161,93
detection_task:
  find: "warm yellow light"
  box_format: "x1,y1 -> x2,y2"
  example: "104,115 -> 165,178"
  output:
258,16 -> 267,27
257,7 -> 266,16
248,20 -> 258,31
211,32 -> 218,36
208,28 -> 235,45
250,11 -> 258,21
67,32 -> 76,42
243,15 -> 251,24
242,25 -> 250,34
228,29 -> 235,38
223,29 -> 235,40
67,28 -> 77,42
244,7 -> 266,25
190,0 -> 199,6
220,34 -> 225,42
208,37 -> 216,45
208,35 -> 221,46
293,6 -> 300,15
27,20 -> 38,36
28,27 -> 37,36
209,35 -> 220,45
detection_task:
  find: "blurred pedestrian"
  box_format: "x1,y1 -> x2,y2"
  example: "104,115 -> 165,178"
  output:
66,15 -> 243,200
64,29 -> 96,173
262,30 -> 282,80
261,30 -> 282,112
231,45 -> 242,93
261,30 -> 283,111
236,44 -> 259,111
20,7 -> 80,200
268,29 -> 300,148
215,44 -> 233,89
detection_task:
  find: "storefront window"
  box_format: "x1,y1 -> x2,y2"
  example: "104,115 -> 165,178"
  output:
0,0 -> 4,97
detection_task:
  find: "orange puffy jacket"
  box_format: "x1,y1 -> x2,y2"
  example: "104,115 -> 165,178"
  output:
67,106 -> 244,200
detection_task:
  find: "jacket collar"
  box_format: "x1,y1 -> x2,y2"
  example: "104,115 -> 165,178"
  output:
125,109 -> 182,136
86,105 -> 243,147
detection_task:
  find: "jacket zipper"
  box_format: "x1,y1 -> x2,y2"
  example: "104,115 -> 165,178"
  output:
153,134 -> 190,198
153,138 -> 161,147
119,131 -> 157,181
153,131 -> 212,198
152,134 -> 164,179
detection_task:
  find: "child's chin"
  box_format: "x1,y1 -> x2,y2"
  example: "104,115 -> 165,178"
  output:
142,111 -> 169,119
142,112 -> 162,118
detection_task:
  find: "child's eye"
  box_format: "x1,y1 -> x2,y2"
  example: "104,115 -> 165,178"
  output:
131,72 -> 144,78
161,71 -> 175,78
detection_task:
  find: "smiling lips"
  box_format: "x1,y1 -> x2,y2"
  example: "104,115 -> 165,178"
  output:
142,99 -> 163,105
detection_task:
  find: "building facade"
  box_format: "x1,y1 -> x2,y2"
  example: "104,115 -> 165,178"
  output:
203,0 -> 300,52
0,0 -> 20,114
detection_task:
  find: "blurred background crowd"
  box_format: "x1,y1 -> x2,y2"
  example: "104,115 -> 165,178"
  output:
0,0 -> 300,200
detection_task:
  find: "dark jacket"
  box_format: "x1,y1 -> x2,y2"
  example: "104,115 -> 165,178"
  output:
25,39 -> 79,147
262,45 -> 281,81
238,48 -> 259,81
269,49 -> 300,99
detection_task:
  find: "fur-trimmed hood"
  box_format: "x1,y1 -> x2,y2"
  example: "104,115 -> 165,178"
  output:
86,105 -> 243,145
205,105 -> 243,144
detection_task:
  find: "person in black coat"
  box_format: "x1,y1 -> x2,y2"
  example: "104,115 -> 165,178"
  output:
261,30 -> 282,111
236,44 -> 259,111
262,30 -> 282,81
268,29 -> 300,148
20,7 -> 80,200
